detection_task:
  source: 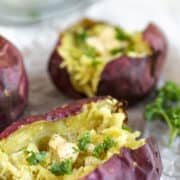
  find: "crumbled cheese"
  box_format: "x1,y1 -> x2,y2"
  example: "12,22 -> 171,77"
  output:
49,134 -> 79,162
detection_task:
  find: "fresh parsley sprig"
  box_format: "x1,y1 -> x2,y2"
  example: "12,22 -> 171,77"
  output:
144,81 -> 180,145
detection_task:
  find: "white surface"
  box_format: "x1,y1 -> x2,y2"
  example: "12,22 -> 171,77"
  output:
0,0 -> 179,179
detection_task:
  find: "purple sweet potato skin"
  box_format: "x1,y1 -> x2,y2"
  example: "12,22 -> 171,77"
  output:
0,36 -> 28,131
48,40 -> 83,99
48,22 -> 167,104
97,55 -> 155,103
0,96 -> 162,180
82,137 -> 162,180
97,23 -> 167,103
0,96 -> 104,139
143,23 -> 167,79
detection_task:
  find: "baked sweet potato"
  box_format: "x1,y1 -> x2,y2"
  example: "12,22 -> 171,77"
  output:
0,36 -> 28,131
0,96 -> 162,180
48,19 -> 167,104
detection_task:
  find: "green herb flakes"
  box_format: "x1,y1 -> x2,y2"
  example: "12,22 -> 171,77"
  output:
91,59 -> 102,68
83,46 -> 96,58
115,26 -> 130,41
26,151 -> 47,165
110,48 -> 124,55
75,28 -> 87,44
50,159 -> 73,176
122,124 -> 132,132
93,137 -> 116,158
72,146 -> 80,153
78,131 -> 91,151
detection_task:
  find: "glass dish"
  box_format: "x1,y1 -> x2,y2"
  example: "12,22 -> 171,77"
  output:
0,0 -> 96,25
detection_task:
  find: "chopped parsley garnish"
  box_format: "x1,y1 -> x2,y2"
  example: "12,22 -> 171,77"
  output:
103,137 -> 116,151
83,46 -> 101,68
92,143 -> 104,158
72,146 -> 80,153
83,46 -> 96,58
126,46 -> 135,53
75,28 -> 87,44
110,48 -> 124,55
144,81 -> 180,145
115,26 -> 130,41
122,124 -> 132,132
91,59 -> 102,68
50,159 -> 73,176
26,151 -> 47,165
78,131 -> 91,151
93,137 -> 116,158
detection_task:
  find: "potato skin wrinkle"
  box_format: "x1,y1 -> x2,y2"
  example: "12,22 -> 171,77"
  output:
48,19 -> 167,104
0,36 -> 28,131
0,97 -> 162,180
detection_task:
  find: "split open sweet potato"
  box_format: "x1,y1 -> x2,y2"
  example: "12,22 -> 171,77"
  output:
48,19 -> 167,104
0,96 -> 162,180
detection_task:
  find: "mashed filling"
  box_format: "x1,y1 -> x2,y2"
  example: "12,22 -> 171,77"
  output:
58,20 -> 152,96
0,98 -> 145,180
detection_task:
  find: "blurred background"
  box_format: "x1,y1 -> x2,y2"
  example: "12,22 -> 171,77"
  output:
0,0 -> 96,24
0,0 -> 179,84
0,0 -> 179,109
0,0 -> 179,179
